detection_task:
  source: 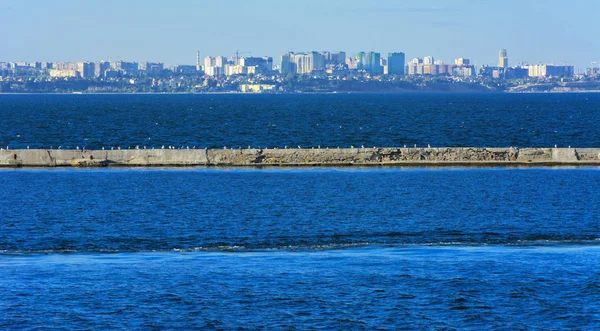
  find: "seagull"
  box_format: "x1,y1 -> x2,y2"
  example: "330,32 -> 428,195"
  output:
428,144 -> 431,148
298,146 -> 302,149
555,144 -> 557,148
361,145 -> 364,148
111,147 -> 114,150
27,146 -> 29,149
102,147 -> 105,150
162,145 -> 165,149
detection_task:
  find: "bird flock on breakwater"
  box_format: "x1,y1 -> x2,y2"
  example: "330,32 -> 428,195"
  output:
1,145 -> 395,151
0,145 -> 577,151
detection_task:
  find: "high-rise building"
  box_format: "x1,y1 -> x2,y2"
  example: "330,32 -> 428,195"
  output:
281,53 -> 293,74
94,61 -> 110,78
111,61 -> 139,75
528,64 -> 574,77
330,52 -> 346,65
356,52 -> 366,70
280,52 -> 325,75
423,56 -> 435,65
204,56 -> 228,76
240,56 -> 273,73
140,62 -> 164,75
455,58 -> 470,66
499,49 -> 508,68
366,52 -> 383,74
76,62 -> 95,79
387,52 -> 405,75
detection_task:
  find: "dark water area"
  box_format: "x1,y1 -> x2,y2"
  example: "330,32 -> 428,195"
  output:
1,168 -> 599,252
1,168 -> 599,329
0,93 -> 599,149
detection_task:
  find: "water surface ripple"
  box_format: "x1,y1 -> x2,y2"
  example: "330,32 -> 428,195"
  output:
1,93 -> 599,149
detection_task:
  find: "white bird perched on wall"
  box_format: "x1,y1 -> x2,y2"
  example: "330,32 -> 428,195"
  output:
102,147 -> 104,150
298,146 -> 301,149
76,146 -> 79,150
162,145 -> 165,149
428,144 -> 431,148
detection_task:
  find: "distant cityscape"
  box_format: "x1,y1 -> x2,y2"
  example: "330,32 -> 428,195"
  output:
2,49 -> 599,93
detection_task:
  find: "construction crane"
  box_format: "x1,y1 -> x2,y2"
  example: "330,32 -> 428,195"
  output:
233,50 -> 251,64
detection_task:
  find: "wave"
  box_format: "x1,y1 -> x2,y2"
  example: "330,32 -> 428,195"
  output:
1,238 -> 599,255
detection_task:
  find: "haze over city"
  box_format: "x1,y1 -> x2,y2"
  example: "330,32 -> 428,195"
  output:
1,0 -> 598,69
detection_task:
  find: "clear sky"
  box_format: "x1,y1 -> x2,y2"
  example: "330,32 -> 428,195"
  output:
1,0 -> 598,70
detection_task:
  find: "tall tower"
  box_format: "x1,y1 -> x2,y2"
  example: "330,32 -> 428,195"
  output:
499,49 -> 508,68
196,51 -> 200,71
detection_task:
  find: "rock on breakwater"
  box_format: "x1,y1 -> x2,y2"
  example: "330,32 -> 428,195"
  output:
1,147 -> 600,167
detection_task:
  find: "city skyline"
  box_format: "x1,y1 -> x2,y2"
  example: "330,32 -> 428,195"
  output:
1,0 -> 598,70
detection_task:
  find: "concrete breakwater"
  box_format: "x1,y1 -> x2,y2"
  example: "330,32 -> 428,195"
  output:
1,147 -> 600,167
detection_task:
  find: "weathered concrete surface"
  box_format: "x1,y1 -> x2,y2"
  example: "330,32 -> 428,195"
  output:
1,147 -> 600,167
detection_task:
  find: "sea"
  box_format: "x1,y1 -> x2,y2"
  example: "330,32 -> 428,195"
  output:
0,93 -> 599,330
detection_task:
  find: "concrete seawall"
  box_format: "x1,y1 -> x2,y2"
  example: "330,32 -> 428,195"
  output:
1,147 -> 600,167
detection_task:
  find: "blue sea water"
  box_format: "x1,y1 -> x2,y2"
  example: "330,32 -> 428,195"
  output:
0,93 -> 599,149
1,168 -> 599,329
1,94 -> 599,330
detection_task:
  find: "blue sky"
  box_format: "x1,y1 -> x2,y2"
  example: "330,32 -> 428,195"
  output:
1,0 -> 598,70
